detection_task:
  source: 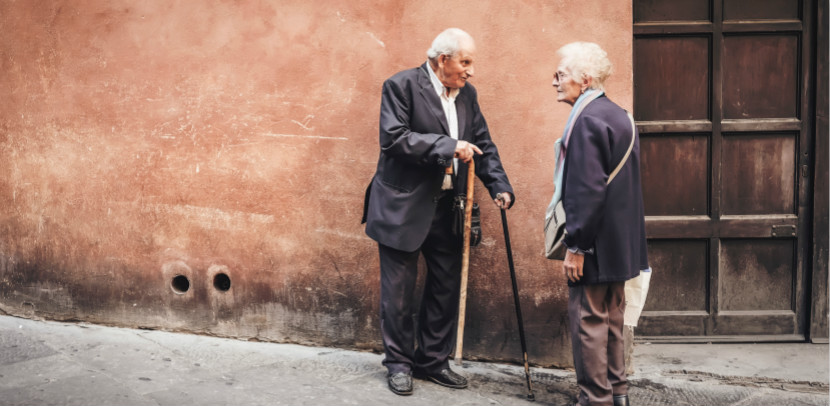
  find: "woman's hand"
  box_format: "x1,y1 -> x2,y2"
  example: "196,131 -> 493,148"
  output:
563,250 -> 584,283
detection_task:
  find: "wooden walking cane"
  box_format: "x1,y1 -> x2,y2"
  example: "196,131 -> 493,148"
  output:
454,159 -> 475,366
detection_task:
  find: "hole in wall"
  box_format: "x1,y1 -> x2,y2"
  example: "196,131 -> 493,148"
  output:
213,273 -> 231,292
171,275 -> 190,293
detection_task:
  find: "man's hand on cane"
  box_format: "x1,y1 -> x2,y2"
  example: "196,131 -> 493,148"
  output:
455,140 -> 512,210
495,192 -> 513,209
454,140 -> 482,163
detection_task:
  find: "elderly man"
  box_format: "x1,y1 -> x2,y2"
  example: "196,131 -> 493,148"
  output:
362,28 -> 514,396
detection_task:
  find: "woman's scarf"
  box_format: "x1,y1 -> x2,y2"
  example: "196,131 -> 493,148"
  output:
546,89 -> 604,221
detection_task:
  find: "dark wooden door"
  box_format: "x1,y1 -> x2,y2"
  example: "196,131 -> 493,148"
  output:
633,0 -> 815,340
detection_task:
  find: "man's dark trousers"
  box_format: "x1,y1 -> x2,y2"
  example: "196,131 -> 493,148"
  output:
379,192 -> 461,375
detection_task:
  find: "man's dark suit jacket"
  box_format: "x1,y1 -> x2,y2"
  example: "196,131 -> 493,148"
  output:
362,63 -> 513,252
561,96 -> 649,286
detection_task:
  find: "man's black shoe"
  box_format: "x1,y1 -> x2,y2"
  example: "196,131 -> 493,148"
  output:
387,372 -> 413,396
613,394 -> 630,406
416,368 -> 468,389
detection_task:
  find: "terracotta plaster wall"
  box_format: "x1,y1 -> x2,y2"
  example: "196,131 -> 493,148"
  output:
0,1 -> 632,367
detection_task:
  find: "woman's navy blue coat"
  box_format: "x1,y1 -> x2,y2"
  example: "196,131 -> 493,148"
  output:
561,95 -> 649,286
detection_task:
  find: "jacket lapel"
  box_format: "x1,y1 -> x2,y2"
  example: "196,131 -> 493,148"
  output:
455,92 -> 467,141
417,63 -> 450,136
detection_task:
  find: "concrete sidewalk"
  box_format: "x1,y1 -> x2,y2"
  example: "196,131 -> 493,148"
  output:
0,315 -> 827,405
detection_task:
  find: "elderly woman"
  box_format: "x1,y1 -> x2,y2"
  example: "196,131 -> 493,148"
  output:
549,42 -> 649,406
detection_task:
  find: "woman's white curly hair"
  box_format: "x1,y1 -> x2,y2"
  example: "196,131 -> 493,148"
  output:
556,42 -> 613,91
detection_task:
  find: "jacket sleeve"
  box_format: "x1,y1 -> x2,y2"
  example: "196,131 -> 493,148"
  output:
467,89 -> 514,201
378,78 -> 456,167
562,115 -> 612,252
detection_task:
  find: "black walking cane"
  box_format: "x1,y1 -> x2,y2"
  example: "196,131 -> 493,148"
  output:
500,208 -> 535,401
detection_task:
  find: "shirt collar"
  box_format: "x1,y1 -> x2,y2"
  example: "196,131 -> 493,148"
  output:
426,61 -> 459,100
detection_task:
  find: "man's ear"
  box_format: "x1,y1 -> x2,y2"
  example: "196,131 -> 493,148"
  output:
438,54 -> 448,68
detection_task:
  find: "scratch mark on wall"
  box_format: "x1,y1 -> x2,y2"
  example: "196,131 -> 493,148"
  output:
134,203 -> 275,230
478,237 -> 496,247
261,133 -> 348,141
314,227 -> 365,240
291,115 -> 315,131
366,32 -> 385,48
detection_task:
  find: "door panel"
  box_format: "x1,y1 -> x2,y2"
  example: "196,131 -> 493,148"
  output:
633,0 -> 813,340
641,314 -> 708,336
719,239 -> 795,311
714,312 -> 797,335
721,133 -> 796,215
641,135 -> 709,216
722,0 -> 799,20
644,240 -> 709,312
634,0 -> 710,23
722,35 -> 799,119
634,37 -> 710,121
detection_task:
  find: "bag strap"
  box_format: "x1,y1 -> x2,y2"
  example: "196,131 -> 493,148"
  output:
607,112 -> 636,185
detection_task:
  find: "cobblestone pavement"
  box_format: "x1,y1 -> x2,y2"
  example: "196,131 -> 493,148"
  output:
0,316 -> 827,406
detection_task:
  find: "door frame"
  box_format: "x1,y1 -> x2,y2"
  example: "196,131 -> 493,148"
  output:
809,0 -> 829,344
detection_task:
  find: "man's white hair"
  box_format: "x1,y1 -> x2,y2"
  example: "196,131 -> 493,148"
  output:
556,42 -> 613,91
427,28 -> 473,60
